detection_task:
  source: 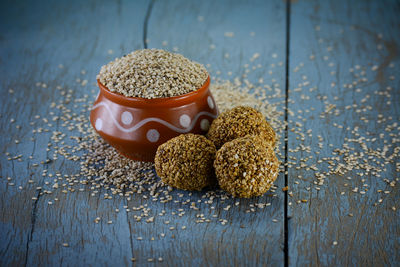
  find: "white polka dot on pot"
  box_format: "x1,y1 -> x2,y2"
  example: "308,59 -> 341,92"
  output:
146,129 -> 160,143
200,119 -> 210,131
179,114 -> 191,128
95,118 -> 103,131
207,96 -> 215,109
121,111 -> 133,125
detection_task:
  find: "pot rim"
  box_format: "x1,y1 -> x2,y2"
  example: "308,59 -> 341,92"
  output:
97,76 -> 211,108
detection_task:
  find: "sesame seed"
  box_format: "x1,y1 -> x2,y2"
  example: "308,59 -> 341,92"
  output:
5,39 -> 397,264
98,49 -> 207,99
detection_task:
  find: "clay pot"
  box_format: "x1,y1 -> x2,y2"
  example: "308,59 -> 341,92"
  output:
90,76 -> 218,162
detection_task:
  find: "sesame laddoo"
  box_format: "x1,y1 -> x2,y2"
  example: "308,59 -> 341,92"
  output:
207,106 -> 276,149
214,135 -> 279,198
155,134 -> 216,191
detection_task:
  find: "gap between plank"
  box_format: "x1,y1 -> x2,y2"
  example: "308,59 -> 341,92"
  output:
123,187 -> 135,263
143,0 -> 156,49
24,189 -> 41,267
124,0 -> 157,261
284,0 -> 291,267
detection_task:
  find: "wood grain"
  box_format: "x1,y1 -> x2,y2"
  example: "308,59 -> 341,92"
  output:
1,0 -> 287,265
132,0 -> 287,265
287,0 -> 400,266
0,0 -> 149,265
1,0 -> 399,266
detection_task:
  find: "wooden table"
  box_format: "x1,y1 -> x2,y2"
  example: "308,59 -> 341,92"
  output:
1,0 -> 399,266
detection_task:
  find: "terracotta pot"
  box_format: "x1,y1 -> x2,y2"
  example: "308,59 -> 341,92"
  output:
90,76 -> 218,162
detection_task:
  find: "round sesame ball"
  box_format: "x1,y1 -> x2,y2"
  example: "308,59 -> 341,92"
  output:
207,106 -> 276,149
155,134 -> 216,191
214,135 -> 279,198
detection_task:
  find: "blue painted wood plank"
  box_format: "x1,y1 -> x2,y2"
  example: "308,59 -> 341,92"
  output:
287,0 -> 400,266
139,0 -> 287,265
4,0 -> 398,265
0,0 -> 149,265
0,0 -> 288,266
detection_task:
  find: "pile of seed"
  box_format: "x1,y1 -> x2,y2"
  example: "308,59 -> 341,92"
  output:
20,77 -> 282,202
74,80 -> 282,198
97,49 -> 208,99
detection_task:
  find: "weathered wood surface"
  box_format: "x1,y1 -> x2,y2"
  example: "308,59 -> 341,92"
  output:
287,0 -> 399,266
0,0 -> 399,266
132,0 -> 287,265
0,0 -> 149,266
0,0 -> 286,266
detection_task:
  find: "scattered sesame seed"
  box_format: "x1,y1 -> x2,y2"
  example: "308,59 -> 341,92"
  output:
224,32 -> 234,37
3,35 -> 398,264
